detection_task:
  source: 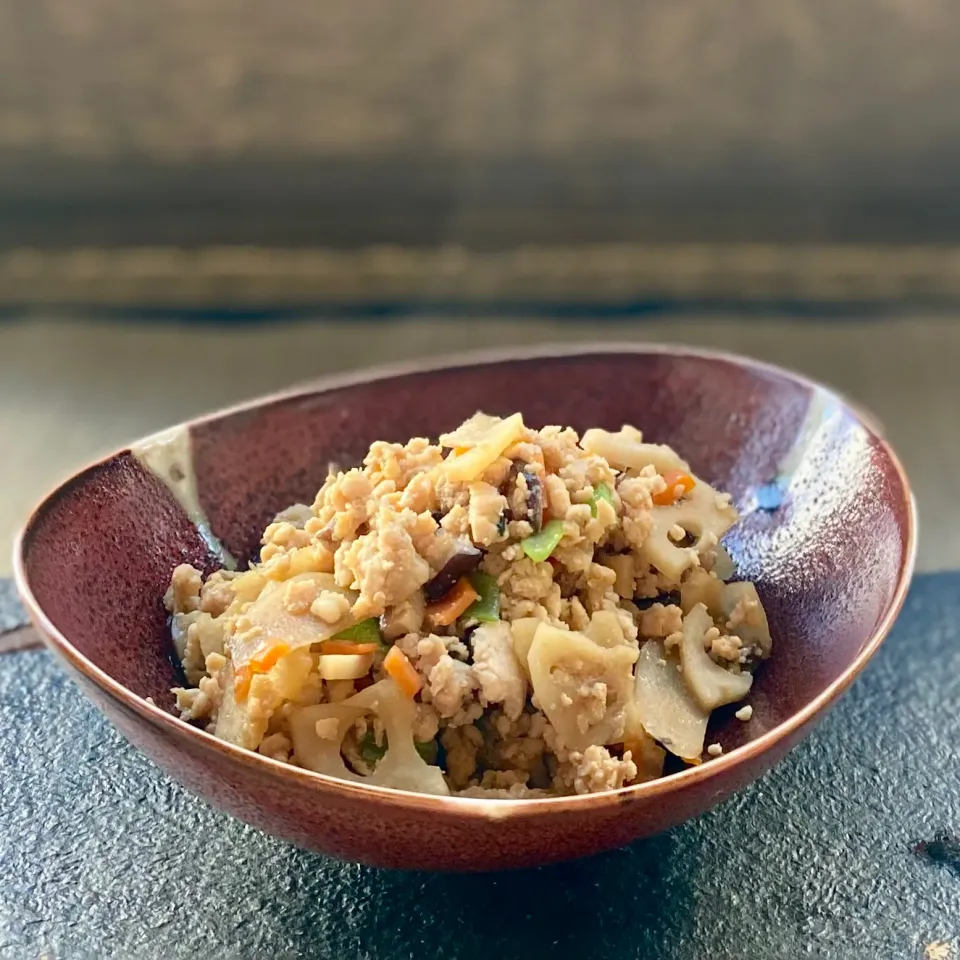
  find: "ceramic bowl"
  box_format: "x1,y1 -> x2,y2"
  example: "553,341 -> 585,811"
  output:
14,345 -> 916,871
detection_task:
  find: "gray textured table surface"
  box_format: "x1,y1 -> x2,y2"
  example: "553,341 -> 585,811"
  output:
1,572 -> 958,960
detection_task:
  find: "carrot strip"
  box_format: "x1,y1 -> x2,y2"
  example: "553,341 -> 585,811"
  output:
383,645 -> 423,698
255,643 -> 291,672
425,577 -> 480,627
318,640 -> 380,656
652,470 -> 696,506
233,642 -> 290,701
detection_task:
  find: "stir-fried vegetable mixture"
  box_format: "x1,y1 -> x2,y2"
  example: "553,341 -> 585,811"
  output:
166,412 -> 771,798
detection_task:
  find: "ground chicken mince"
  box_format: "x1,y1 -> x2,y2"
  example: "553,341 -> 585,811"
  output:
165,412 -> 771,799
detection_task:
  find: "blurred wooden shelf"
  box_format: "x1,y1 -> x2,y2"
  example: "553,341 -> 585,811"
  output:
7,244 -> 960,310
4,1 -> 960,252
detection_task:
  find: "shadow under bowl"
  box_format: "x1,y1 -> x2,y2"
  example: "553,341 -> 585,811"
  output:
14,345 -> 916,871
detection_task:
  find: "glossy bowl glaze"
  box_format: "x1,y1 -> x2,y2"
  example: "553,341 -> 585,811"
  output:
14,345 -> 916,871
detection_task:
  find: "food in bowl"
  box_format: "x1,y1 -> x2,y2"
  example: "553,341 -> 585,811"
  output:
166,411 -> 771,799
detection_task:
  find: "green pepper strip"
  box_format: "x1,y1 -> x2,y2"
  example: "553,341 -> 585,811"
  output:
589,482 -> 615,517
521,518 -> 565,563
415,739 -> 439,764
331,617 -> 384,646
463,571 -> 500,623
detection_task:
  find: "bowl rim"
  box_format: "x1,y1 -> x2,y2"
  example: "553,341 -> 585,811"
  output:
13,341 -> 918,819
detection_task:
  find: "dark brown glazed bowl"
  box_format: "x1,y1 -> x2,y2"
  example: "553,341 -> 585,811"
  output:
14,345 -> 916,872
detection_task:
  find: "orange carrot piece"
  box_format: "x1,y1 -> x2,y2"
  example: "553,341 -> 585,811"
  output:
255,643 -> 291,672
318,640 -> 380,656
425,577 -> 480,627
383,645 -> 423,697
652,470 -> 696,506
233,642 -> 291,701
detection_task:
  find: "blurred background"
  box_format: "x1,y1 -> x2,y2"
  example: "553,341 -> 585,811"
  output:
2,0 -> 958,572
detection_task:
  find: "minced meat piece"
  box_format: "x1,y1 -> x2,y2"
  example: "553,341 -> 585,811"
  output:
639,602 -> 684,638
467,481 -> 508,547
569,745 -> 637,795
335,503 -> 431,618
427,655 -> 478,724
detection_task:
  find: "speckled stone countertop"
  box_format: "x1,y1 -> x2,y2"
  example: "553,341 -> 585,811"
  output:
1,572 -> 958,959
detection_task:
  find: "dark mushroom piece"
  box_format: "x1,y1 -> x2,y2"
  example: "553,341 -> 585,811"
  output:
166,616 -> 189,686
461,624 -> 479,651
633,591 -> 681,611
423,540 -> 483,602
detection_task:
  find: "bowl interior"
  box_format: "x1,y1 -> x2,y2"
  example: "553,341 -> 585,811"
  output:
19,350 -> 913,760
